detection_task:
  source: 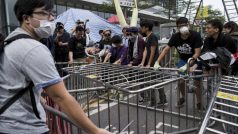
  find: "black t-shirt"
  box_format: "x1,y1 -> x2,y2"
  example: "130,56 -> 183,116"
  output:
144,33 -> 159,66
54,31 -> 70,54
168,30 -> 202,61
99,39 -> 112,50
203,33 -> 236,54
69,36 -> 86,59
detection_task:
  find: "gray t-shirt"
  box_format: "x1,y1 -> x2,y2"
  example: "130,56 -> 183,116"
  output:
0,28 -> 61,133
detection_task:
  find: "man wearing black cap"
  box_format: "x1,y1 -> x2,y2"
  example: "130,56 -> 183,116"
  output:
53,22 -> 70,63
127,27 -> 145,66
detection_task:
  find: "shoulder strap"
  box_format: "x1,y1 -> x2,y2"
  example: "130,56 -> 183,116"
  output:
4,34 -> 32,44
0,34 -> 41,119
0,82 -> 40,119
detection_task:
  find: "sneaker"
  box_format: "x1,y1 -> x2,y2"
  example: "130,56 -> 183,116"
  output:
176,98 -> 185,108
157,100 -> 168,107
138,98 -> 144,104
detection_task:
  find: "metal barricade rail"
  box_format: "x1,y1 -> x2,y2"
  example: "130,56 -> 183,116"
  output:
198,75 -> 238,134
43,63 -> 218,134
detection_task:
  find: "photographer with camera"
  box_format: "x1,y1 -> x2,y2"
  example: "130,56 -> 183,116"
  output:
54,22 -> 70,63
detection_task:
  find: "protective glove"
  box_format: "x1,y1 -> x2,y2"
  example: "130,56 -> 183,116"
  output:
178,63 -> 187,73
153,62 -> 161,70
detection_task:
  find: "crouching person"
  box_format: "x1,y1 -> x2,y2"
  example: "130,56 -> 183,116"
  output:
103,35 -> 128,65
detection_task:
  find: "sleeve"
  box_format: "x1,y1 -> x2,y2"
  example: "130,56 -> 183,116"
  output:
68,37 -> 74,52
150,35 -> 159,46
120,47 -> 128,61
168,34 -> 176,47
225,36 -> 237,54
194,33 -> 203,48
21,45 -> 62,91
201,38 -> 209,53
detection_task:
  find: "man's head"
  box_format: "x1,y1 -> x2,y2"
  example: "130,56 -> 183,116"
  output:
122,26 -> 129,36
103,29 -> 112,40
75,26 -> 84,39
206,19 -> 223,38
176,17 -> 190,38
111,35 -> 122,47
223,21 -> 238,34
140,20 -> 153,37
56,22 -> 64,33
14,0 -> 55,39
127,27 -> 139,39
76,20 -> 84,27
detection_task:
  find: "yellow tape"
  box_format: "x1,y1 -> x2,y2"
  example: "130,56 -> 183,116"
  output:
86,75 -> 97,79
217,91 -> 238,102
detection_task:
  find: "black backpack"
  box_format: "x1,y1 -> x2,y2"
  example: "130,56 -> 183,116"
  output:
0,34 -> 41,119
213,47 -> 232,69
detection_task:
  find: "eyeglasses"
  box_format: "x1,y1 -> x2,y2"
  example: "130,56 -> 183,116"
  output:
104,33 -> 111,37
33,11 -> 56,18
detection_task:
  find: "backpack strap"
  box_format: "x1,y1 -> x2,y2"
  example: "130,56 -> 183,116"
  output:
0,34 -> 33,53
0,82 -> 41,119
0,34 -> 41,119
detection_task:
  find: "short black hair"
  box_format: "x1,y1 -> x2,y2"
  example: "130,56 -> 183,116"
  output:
14,0 -> 54,23
207,19 -> 223,33
223,21 -> 238,33
140,20 -> 153,31
75,26 -> 84,32
111,35 -> 122,44
176,17 -> 188,26
99,30 -> 104,34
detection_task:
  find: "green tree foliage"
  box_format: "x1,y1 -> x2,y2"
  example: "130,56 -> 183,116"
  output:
205,6 -> 225,23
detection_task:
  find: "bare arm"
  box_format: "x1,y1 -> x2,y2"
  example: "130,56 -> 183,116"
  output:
192,48 -> 201,59
140,48 -> 147,66
45,82 -> 101,134
103,53 -> 111,63
157,45 -> 171,65
68,51 -> 73,64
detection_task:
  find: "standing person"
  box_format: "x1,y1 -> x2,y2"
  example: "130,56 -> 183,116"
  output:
54,22 -> 70,62
0,0 -> 111,134
155,17 -> 203,109
127,27 -> 145,66
138,20 -> 167,107
68,26 -> 86,64
223,21 -> 238,76
103,35 -> 128,65
121,26 -> 129,47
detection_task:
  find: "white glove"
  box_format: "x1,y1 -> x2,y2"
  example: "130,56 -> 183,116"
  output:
178,64 -> 187,73
153,62 -> 161,70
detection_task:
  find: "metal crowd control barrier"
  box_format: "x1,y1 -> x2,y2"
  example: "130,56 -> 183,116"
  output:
44,63 -> 220,134
198,75 -> 238,134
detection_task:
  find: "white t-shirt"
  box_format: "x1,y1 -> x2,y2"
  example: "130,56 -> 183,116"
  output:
0,28 -> 61,133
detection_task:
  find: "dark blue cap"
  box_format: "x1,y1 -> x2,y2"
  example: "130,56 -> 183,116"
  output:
127,27 -> 139,33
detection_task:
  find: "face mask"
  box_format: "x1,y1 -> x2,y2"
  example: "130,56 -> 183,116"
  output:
179,26 -> 189,35
33,19 -> 55,38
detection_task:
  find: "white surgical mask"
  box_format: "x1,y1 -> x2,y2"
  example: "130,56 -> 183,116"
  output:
33,19 -> 55,38
179,26 -> 189,34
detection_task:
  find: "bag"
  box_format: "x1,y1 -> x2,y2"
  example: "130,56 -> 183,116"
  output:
213,47 -> 232,69
0,34 -> 41,119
